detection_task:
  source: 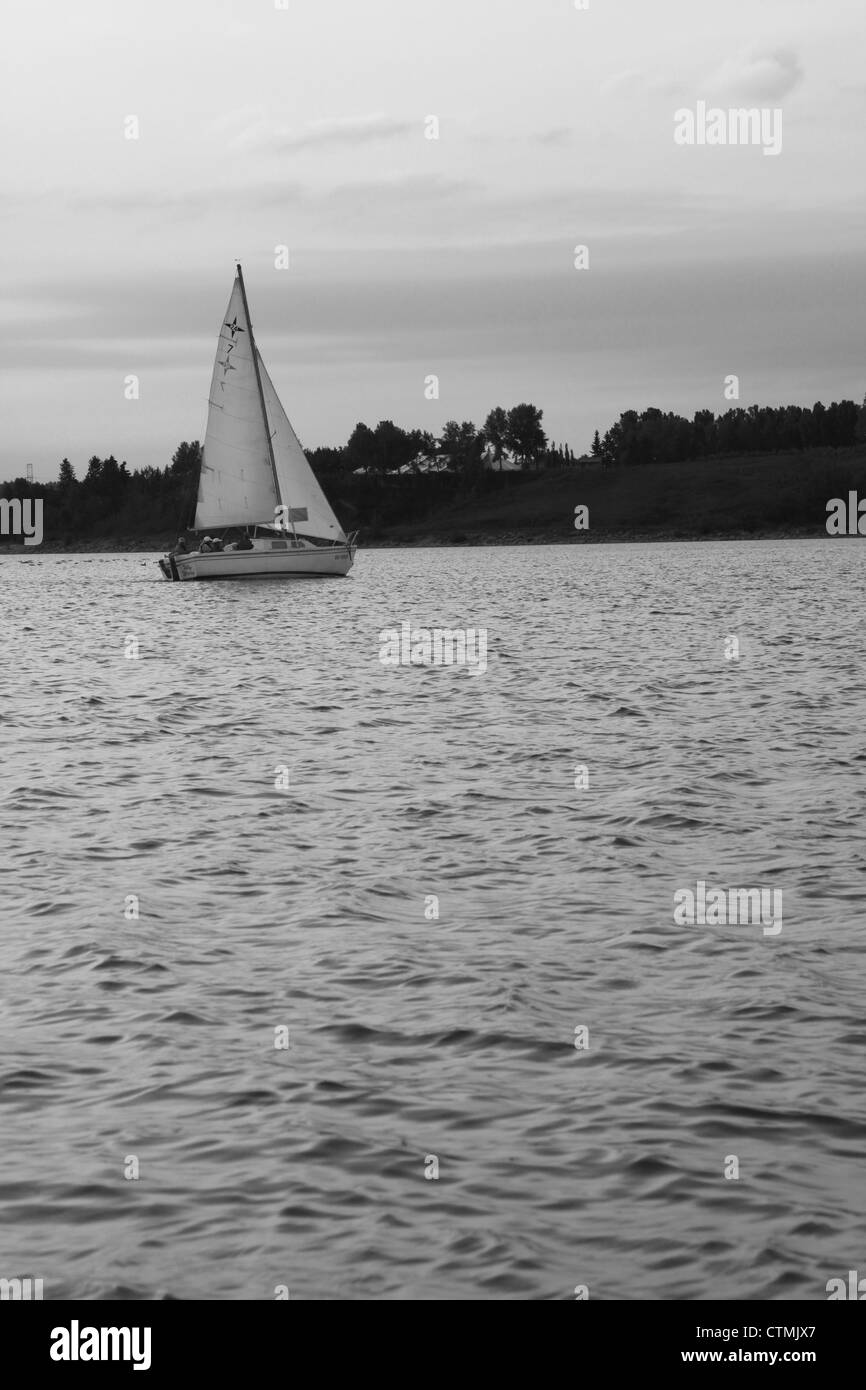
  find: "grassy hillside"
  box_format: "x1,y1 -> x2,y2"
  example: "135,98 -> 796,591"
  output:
367,446 -> 866,544
4,445 -> 866,551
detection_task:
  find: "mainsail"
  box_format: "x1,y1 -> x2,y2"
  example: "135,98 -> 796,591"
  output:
194,270 -> 346,543
195,278 -> 279,530
257,351 -> 346,543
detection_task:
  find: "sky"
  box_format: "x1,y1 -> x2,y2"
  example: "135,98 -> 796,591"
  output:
2,0 -> 865,481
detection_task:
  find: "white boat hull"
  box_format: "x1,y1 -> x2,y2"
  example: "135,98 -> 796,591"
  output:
158,537 -> 355,581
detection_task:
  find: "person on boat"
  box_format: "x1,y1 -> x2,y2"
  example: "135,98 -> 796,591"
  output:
200,535 -> 213,552
211,536 -> 223,552
173,536 -> 188,555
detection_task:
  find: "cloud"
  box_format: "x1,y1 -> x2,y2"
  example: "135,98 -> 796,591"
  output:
226,112 -> 418,154
70,172 -> 473,220
600,70 -> 643,96
600,70 -> 687,100
533,127 -> 574,147
205,104 -> 269,139
41,176 -> 763,265
602,49 -> 803,105
705,47 -> 804,103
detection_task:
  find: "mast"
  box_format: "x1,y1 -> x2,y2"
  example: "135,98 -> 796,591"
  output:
236,262 -> 281,520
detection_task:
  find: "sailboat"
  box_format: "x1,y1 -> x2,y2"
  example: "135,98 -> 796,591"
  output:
159,264 -> 356,581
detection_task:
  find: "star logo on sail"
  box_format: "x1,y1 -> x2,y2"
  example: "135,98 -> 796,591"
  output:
218,342 -> 238,386
224,316 -> 245,339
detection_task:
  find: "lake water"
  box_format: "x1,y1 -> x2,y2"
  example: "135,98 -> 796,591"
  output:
1,540 -> 864,1300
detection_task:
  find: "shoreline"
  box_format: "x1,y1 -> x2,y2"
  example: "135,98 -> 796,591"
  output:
0,526 -> 836,554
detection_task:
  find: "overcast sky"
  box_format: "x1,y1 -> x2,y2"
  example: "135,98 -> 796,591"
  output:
2,0 -> 864,481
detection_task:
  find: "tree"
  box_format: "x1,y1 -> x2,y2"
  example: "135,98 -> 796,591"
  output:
692,409 -> 715,457
307,445 -> 346,473
590,430 -> 601,458
505,403 -> 546,466
826,399 -> 858,447
414,429 -> 437,455
170,441 -> 202,479
440,420 -> 483,474
483,407 -> 509,465
83,456 -> 104,489
58,458 -> 76,487
373,420 -> 415,472
96,455 -> 130,507
345,422 -> 378,473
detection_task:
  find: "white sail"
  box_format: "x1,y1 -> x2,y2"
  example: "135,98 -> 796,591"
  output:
257,351 -> 346,543
194,278 -> 278,529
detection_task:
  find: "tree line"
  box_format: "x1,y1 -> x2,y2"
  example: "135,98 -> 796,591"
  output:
0,444 -> 202,541
592,399 -> 866,468
313,403 -> 552,475
2,395 -> 865,543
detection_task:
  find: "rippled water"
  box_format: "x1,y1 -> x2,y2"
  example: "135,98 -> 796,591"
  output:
1,540 -> 865,1300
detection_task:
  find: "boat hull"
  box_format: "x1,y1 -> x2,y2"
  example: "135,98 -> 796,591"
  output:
158,540 -> 354,581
